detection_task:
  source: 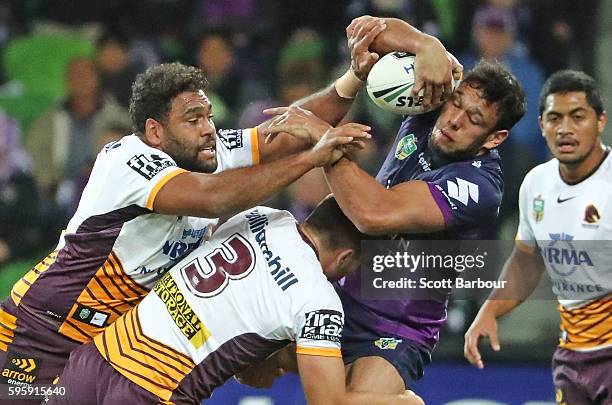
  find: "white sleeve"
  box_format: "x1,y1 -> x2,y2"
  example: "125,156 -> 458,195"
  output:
215,128 -> 259,173
515,174 -> 537,250
292,282 -> 344,358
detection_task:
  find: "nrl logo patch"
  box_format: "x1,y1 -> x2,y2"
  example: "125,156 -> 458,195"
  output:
374,337 -> 402,350
395,134 -> 417,160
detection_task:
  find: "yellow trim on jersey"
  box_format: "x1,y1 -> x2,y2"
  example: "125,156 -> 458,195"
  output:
250,128 -> 260,165
296,346 -> 342,358
59,252 -> 149,343
94,306 -> 195,401
10,251 -> 58,306
514,239 -> 536,254
146,168 -> 188,210
0,308 -> 17,351
558,296 -> 612,350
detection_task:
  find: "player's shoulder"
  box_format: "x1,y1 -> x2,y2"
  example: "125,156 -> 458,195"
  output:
99,134 -> 178,179
521,158 -> 558,187
216,128 -> 253,151
437,151 -> 503,191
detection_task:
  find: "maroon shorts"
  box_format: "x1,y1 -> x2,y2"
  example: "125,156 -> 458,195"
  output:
552,346 -> 612,404
0,301 -> 80,405
47,342 -> 161,405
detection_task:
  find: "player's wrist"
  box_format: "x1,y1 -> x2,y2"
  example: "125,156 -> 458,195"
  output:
414,34 -> 444,56
335,68 -> 364,99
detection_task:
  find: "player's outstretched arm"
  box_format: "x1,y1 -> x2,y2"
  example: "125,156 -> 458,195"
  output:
153,125 -> 370,218
464,244 -> 545,369
324,159 -> 445,235
298,354 -> 424,405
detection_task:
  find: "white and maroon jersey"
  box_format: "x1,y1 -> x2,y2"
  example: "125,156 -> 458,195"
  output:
94,207 -> 344,403
516,151 -> 612,351
9,129 -> 259,343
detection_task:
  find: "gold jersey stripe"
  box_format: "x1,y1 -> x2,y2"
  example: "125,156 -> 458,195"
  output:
558,299 -> 612,350
296,346 -> 342,358
250,127 -> 260,165
10,251 -> 57,306
0,309 -> 17,351
95,308 -> 195,401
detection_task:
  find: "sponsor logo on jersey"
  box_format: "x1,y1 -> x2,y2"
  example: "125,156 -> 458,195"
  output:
542,233 -> 594,276
1,352 -> 40,385
417,151 -> 431,172
394,134 -> 417,160
374,337 -> 403,350
582,204 -> 600,228
472,160 -> 482,168
446,177 -> 479,206
301,310 -> 343,343
246,210 -> 299,291
217,129 -> 244,150
533,195 -> 544,222
127,154 -> 176,180
71,304 -> 109,327
154,273 -> 210,349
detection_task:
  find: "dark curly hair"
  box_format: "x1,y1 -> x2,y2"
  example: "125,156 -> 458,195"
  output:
129,62 -> 208,135
538,70 -> 604,116
462,60 -> 526,132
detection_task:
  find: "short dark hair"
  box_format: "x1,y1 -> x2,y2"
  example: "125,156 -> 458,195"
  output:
538,70 -> 604,116
305,195 -> 368,255
129,63 -> 208,134
462,60 -> 526,131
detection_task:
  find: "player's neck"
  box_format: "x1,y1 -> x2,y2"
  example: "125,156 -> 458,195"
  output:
297,223 -> 322,261
559,144 -> 608,185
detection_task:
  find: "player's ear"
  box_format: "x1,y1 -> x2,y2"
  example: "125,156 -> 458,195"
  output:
483,129 -> 508,150
597,111 -> 608,134
332,248 -> 356,280
144,118 -> 164,148
538,115 -> 545,136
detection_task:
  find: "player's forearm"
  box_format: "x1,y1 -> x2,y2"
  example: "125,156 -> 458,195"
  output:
371,17 -> 445,57
155,153 -> 315,217
482,247 -> 545,318
294,83 -> 356,126
324,158 -> 391,234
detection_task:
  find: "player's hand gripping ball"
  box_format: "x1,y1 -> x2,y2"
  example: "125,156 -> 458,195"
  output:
366,52 -> 460,115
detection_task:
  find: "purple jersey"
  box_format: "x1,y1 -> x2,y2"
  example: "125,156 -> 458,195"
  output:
338,111 -> 503,349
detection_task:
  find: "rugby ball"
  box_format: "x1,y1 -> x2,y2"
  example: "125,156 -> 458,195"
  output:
366,52 -> 459,115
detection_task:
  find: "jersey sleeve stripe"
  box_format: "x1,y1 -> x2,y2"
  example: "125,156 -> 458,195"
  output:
426,182 -> 453,226
250,128 -> 260,165
145,168 -> 188,210
296,346 -> 342,358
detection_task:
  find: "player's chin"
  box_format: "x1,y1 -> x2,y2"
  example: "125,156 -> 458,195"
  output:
197,157 -> 218,173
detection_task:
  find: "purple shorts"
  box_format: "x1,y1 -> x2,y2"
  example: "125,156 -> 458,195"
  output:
552,346 -> 612,404
46,342 -> 160,405
0,301 -> 80,405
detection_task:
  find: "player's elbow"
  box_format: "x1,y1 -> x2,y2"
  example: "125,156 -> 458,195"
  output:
351,210 -> 396,235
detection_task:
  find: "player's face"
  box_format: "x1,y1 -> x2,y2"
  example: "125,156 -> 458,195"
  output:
430,84 -> 504,160
540,91 -> 607,165
160,90 -> 218,173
